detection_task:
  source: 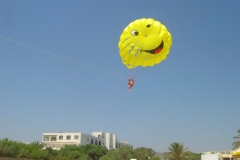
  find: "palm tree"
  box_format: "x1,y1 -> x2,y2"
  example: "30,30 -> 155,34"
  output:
232,128 -> 240,150
164,142 -> 191,160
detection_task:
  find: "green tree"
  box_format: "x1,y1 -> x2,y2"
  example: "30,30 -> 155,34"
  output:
134,147 -> 156,159
57,145 -> 91,160
188,152 -> 201,160
100,147 -> 134,160
38,149 -> 54,160
82,144 -> 108,160
57,144 -> 108,160
232,128 -> 240,150
164,142 -> 191,160
118,147 -> 134,160
31,141 -> 44,149
151,157 -> 161,160
0,138 -> 22,158
99,149 -> 118,160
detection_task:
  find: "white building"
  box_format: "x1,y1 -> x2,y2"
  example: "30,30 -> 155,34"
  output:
201,149 -> 240,160
41,131 -> 133,150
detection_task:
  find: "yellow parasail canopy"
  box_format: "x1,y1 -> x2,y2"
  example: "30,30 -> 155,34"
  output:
118,18 -> 172,69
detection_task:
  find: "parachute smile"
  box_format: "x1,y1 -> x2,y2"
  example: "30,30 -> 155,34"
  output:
143,40 -> 164,54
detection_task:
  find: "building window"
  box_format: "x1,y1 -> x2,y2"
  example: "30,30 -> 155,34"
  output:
99,141 -> 101,145
43,137 -> 49,141
98,135 -> 101,138
91,139 -> 93,144
66,135 -> 71,140
59,136 -> 63,140
116,143 -> 118,148
50,137 -> 56,141
95,140 -> 98,145
74,135 -> 79,139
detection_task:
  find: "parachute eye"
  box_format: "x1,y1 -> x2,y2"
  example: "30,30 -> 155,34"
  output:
146,24 -> 151,28
131,30 -> 139,36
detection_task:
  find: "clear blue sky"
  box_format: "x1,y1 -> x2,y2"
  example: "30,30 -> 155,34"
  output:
0,1 -> 239,153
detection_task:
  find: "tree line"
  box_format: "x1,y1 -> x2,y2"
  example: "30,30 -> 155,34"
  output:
2,128 -> 239,159
0,138 -> 201,160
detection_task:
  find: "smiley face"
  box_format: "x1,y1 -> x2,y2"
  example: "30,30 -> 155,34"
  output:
118,18 -> 172,69
130,24 -> 164,54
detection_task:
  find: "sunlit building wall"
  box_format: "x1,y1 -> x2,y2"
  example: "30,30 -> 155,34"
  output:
41,131 -> 133,150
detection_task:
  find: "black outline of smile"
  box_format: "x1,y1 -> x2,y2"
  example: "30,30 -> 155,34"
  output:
142,40 -> 164,54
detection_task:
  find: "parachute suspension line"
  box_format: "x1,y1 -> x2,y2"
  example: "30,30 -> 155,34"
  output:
134,67 -> 145,78
133,68 -> 137,79
136,68 -> 146,77
128,68 -> 135,79
0,36 -> 127,79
